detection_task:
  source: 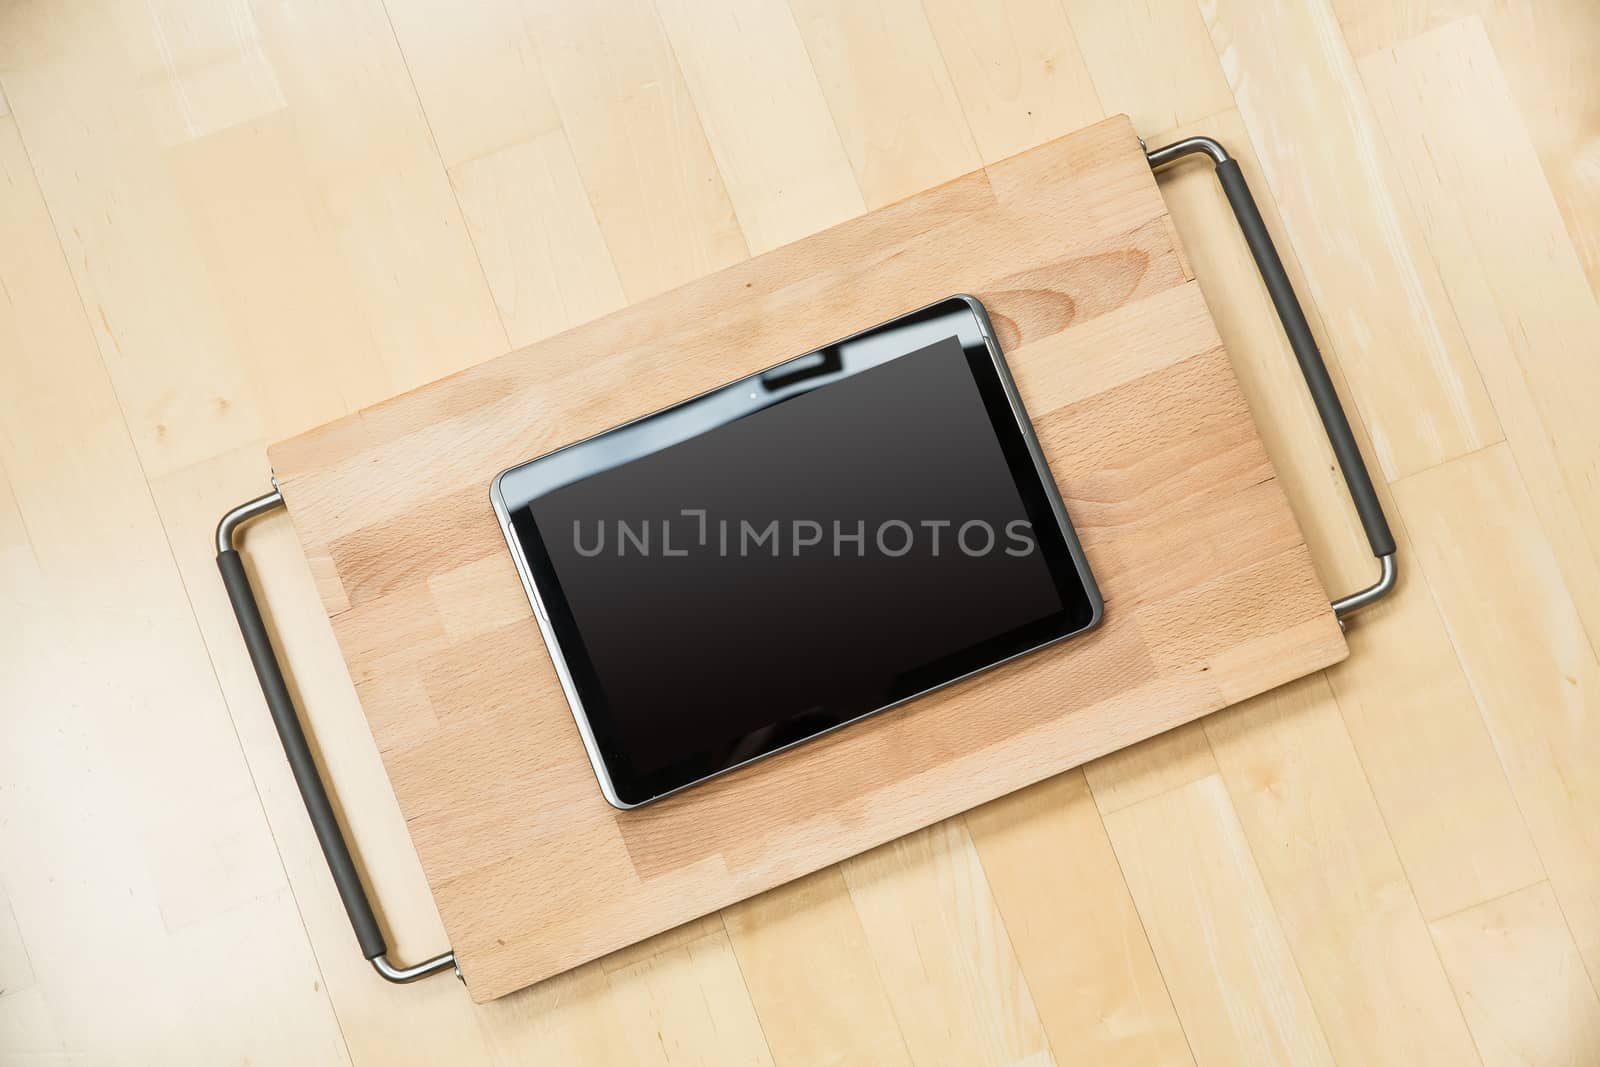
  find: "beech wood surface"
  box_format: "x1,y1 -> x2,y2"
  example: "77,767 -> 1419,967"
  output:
267,115 -> 1345,1002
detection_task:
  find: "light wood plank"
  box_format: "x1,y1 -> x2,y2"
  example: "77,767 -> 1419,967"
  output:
1083,722 -> 1218,816
841,821 -> 1056,1067
919,0 -> 1102,164
243,0 -> 508,391
382,0 -> 560,169
1149,106 -> 1546,923
526,0 -> 749,299
384,0 -> 624,349
602,927 -> 777,1067
1105,775 -> 1336,1066
165,110 -> 396,442
788,0 -> 981,205
1196,0 -> 1500,480
1430,882 -> 1600,1067
114,0 -> 285,147
723,869 -> 912,1067
966,772 -> 1194,1066
654,0 -> 864,253
1359,16 -> 1600,652
1327,0 -> 1477,55
1,0 -> 505,478
0,0 -> 516,1049
0,440 -> 41,604
0,3 -> 264,476
0,986 -> 66,1064
1325,520 -> 1547,925
1396,443 -> 1600,985
0,112 -> 348,1067
1465,2 -> 1600,306
475,964 -> 638,1065
0,881 -> 36,1004
449,131 -> 628,348
1331,0 -> 1600,304
1060,0 -> 1234,134
1204,674 -> 1481,1066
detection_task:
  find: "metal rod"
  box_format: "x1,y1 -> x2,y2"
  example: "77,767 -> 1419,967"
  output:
1146,135 -> 1398,621
216,489 -> 457,985
372,952 -> 460,983
1331,552 -> 1397,618
216,489 -> 285,555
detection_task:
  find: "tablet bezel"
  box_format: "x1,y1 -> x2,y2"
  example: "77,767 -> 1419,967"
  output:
491,295 -> 1102,808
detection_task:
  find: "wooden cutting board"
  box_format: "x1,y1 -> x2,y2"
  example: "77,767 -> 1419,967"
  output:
269,114 -> 1346,1002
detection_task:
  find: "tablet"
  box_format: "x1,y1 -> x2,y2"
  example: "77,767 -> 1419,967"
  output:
491,295 -> 1102,808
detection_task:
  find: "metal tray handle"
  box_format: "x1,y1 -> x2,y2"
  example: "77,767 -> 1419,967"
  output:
1146,136 -> 1397,621
216,491 -> 457,984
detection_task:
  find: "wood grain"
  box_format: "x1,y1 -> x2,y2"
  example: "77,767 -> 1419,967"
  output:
382,0 -> 560,170
788,0 -> 980,205
1359,16 -> 1600,655
1062,0 -> 1234,133
1196,0 -> 1501,480
841,821 -> 1054,1066
0,3 -> 266,475
385,0 -> 629,351
723,868 -> 912,1066
1104,775 -> 1336,1066
447,131 -> 627,349
1203,674 -> 1480,1065
654,0 -> 864,253
965,772 -> 1194,1065
1428,882 -> 1600,1066
8,0 -> 1600,1060
524,0 -> 749,301
920,0 -> 1102,164
1151,105 -> 1546,925
267,117 -> 1345,1000
0,110 -> 347,1065
1396,444 -> 1600,984
1332,0 -> 1600,304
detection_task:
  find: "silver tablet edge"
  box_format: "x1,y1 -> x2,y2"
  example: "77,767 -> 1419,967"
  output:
953,293 -> 1105,632
491,472 -> 639,810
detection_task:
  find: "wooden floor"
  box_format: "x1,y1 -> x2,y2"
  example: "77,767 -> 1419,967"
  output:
1,0 -> 1597,1063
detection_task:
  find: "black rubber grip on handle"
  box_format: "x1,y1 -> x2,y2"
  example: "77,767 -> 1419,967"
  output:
217,548 -> 388,961
1213,158 -> 1397,560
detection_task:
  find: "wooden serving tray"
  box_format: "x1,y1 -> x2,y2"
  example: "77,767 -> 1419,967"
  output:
268,115 -> 1346,1001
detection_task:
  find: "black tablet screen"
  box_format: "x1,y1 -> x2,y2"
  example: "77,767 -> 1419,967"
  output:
502,300 -> 1097,804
